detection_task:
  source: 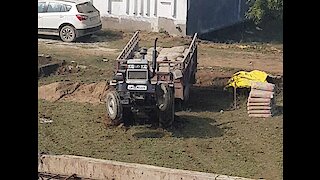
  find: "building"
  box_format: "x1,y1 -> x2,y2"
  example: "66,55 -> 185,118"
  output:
92,0 -> 248,36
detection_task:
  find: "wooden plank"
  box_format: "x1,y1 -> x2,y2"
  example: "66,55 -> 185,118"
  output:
247,102 -> 271,106
247,97 -> 271,103
247,106 -> 272,110
249,89 -> 274,99
251,82 -> 275,92
249,114 -> 272,118
247,110 -> 272,114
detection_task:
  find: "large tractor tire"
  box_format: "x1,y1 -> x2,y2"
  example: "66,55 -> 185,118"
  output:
156,84 -> 175,128
105,90 -> 123,125
157,83 -> 171,112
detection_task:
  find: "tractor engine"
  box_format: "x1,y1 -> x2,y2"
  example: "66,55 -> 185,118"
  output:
117,57 -> 157,109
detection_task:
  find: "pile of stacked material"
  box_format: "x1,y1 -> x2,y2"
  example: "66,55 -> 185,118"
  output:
247,82 -> 275,118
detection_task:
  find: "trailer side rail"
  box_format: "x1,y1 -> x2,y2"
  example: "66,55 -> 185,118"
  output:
182,33 -> 198,70
180,33 -> 198,85
116,31 -> 140,60
156,33 -> 197,72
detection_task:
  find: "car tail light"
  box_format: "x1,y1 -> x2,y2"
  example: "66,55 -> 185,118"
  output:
76,14 -> 88,21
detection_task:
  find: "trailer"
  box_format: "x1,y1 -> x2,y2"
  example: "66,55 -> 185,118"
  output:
106,31 -> 198,127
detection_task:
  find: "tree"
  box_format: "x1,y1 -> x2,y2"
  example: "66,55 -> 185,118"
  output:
246,0 -> 283,24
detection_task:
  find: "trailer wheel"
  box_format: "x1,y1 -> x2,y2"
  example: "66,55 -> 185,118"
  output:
105,90 -> 123,125
157,83 -> 170,111
183,84 -> 190,103
158,87 -> 175,128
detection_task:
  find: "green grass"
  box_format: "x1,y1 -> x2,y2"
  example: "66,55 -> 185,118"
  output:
38,62 -> 115,86
38,46 -> 117,67
38,46 -> 117,86
38,30 -> 283,179
38,87 -> 283,179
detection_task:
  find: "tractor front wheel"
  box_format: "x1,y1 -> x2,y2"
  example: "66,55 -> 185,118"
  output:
105,90 -> 123,125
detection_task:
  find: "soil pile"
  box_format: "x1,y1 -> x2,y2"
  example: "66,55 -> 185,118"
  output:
38,82 -> 109,104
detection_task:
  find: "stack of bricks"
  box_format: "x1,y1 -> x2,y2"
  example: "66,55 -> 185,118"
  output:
247,82 -> 275,118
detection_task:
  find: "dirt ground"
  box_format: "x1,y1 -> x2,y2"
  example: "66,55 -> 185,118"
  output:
38,30 -> 283,179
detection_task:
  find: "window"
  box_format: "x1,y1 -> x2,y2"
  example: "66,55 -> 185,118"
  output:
134,0 -> 138,15
140,0 -> 144,16
128,71 -> 148,80
66,5 -> 72,12
146,0 -> 150,16
76,2 -> 98,13
154,0 -> 157,16
38,2 -> 46,13
126,0 -> 130,14
47,2 -> 70,12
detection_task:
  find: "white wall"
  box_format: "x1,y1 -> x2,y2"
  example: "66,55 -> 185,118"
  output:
92,0 -> 109,17
92,0 -> 187,24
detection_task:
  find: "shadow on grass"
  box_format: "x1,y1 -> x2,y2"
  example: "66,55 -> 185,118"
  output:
38,34 -> 61,41
170,115 -> 224,138
132,130 -> 166,139
131,115 -> 225,139
38,29 -> 123,43
200,19 -> 283,43
273,105 -> 283,116
186,86 -> 234,112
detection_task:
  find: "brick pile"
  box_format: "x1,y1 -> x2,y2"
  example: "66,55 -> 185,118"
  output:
247,82 -> 275,118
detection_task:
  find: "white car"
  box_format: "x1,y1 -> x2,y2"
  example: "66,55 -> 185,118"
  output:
38,0 -> 102,42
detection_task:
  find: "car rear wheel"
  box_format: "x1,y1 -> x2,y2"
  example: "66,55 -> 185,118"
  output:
59,25 -> 76,42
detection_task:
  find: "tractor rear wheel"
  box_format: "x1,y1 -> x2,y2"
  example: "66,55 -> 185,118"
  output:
157,84 -> 175,128
158,102 -> 174,128
157,83 -> 171,112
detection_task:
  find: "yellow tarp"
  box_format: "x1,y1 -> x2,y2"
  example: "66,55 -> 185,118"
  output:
225,70 -> 268,88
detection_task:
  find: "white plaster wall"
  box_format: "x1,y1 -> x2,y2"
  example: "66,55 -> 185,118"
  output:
92,0 -> 109,17
111,1 -> 126,16
174,0 -> 187,24
92,0 -> 187,24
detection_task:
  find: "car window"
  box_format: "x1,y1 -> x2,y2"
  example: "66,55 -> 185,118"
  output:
66,5 -> 72,11
38,2 -> 46,13
47,2 -> 71,12
76,2 -> 98,13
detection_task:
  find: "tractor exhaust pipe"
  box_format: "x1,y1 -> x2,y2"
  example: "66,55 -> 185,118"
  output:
152,38 -> 158,77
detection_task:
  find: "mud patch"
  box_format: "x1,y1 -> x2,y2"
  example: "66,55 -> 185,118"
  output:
38,55 -> 59,66
38,82 -> 109,105
38,55 -> 65,77
38,54 -> 88,78
196,68 -> 237,87
63,82 -> 109,104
